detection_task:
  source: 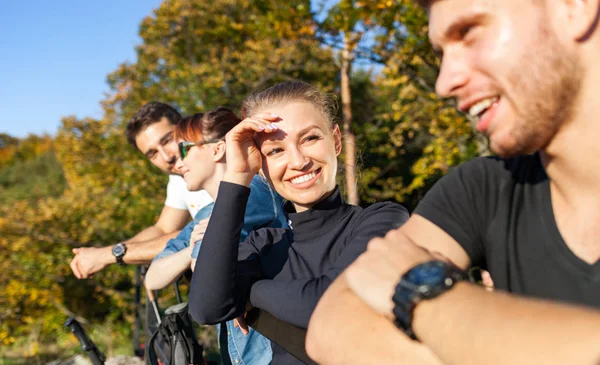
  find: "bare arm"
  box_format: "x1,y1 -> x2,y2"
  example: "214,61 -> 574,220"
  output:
129,205 -> 191,242
414,282 -> 600,365
338,217 -> 600,365
306,214 -> 468,364
306,272 -> 443,365
70,205 -> 191,278
145,245 -> 194,290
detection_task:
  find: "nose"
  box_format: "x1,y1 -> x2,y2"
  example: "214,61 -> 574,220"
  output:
288,146 -> 309,170
435,48 -> 470,98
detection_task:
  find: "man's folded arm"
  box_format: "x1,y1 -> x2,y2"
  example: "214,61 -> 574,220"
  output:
306,272 -> 444,365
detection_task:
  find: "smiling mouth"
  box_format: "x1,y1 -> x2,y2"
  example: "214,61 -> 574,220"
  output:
290,168 -> 321,185
468,96 -> 499,119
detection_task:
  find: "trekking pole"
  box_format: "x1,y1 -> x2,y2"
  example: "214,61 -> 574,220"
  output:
65,317 -> 106,365
146,286 -> 162,325
173,278 -> 183,304
134,265 -> 144,357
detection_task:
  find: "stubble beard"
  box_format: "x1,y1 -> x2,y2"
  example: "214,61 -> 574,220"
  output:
500,20 -> 583,157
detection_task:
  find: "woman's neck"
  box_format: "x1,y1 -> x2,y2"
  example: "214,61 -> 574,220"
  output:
203,163 -> 227,200
292,186 -> 337,213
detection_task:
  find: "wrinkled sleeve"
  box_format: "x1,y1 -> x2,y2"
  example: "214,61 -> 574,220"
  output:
249,202 -> 409,328
413,157 -> 493,266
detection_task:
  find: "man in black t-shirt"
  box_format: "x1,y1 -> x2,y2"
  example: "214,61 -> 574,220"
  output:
307,0 -> 600,364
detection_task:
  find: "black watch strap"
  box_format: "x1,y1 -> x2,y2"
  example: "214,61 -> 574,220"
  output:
392,260 -> 467,341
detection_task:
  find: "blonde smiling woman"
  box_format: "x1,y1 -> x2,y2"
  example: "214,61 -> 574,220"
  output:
188,80 -> 409,365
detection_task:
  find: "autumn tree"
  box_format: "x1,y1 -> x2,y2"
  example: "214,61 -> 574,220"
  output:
0,0 -> 338,358
0,0 -> 487,359
104,0 -> 338,125
331,0 -> 482,209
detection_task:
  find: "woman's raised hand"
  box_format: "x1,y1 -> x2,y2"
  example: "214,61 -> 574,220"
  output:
223,113 -> 280,186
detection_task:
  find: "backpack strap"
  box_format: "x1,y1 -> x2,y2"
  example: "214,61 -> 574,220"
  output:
145,328 -> 162,365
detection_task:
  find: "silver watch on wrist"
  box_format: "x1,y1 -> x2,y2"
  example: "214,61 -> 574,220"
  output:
111,242 -> 127,265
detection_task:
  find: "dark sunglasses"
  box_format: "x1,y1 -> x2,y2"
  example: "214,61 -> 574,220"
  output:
178,139 -> 222,160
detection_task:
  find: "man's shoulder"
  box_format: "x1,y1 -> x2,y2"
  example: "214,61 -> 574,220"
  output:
451,153 -> 544,186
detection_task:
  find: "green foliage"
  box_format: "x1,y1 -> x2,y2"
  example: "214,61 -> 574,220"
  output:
104,0 -> 338,124
0,152 -> 66,207
1,0 -> 487,358
347,1 -> 481,210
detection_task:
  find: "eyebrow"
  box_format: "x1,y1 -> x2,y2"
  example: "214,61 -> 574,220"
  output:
260,124 -> 323,145
297,124 -> 323,136
431,11 -> 484,56
159,130 -> 173,145
143,131 -> 173,158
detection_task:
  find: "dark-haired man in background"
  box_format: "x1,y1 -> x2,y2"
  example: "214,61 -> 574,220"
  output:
70,102 -> 212,278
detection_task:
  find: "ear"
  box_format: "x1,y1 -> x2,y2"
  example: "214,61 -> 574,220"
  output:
212,141 -> 226,162
559,0 -> 600,41
332,124 -> 342,156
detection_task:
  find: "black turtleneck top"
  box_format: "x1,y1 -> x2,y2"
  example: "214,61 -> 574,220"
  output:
189,182 -> 409,364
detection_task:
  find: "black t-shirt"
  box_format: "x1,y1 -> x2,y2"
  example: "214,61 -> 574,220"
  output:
414,153 -> 600,308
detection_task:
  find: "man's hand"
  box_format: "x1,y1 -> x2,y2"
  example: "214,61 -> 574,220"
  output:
70,246 -> 114,279
344,228 -> 438,318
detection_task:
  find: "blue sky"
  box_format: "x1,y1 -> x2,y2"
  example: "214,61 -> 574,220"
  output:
0,1 -> 336,139
0,1 -> 164,138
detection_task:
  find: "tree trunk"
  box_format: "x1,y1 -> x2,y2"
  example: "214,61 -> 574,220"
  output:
341,33 -> 359,205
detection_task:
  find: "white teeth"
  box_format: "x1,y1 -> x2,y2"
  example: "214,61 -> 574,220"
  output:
468,97 -> 499,117
291,171 -> 317,185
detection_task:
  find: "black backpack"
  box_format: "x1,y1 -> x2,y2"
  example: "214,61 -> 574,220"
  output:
145,302 -> 204,365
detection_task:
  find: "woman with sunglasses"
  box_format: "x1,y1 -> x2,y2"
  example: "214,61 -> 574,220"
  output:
144,107 -> 287,365
188,81 -> 409,364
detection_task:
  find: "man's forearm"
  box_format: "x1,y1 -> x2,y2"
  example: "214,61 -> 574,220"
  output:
306,274 -> 443,365
414,282 -> 600,365
125,223 -> 172,245
71,224 -> 183,279
122,230 -> 181,264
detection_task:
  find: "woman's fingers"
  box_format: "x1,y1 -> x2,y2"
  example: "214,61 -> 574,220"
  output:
241,117 -> 279,133
234,114 -> 280,134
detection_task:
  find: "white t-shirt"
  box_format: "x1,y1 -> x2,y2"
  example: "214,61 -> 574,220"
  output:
164,175 -> 213,217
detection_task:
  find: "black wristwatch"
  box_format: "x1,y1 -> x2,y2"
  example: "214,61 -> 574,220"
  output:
392,260 -> 467,340
112,242 -> 127,265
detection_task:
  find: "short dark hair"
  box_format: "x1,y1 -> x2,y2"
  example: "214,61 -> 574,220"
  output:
175,107 -> 242,143
125,102 -> 182,147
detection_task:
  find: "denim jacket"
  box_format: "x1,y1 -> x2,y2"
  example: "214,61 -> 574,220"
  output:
154,175 -> 287,365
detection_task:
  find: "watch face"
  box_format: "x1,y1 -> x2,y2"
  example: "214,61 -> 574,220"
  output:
112,244 -> 125,256
406,261 -> 447,287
